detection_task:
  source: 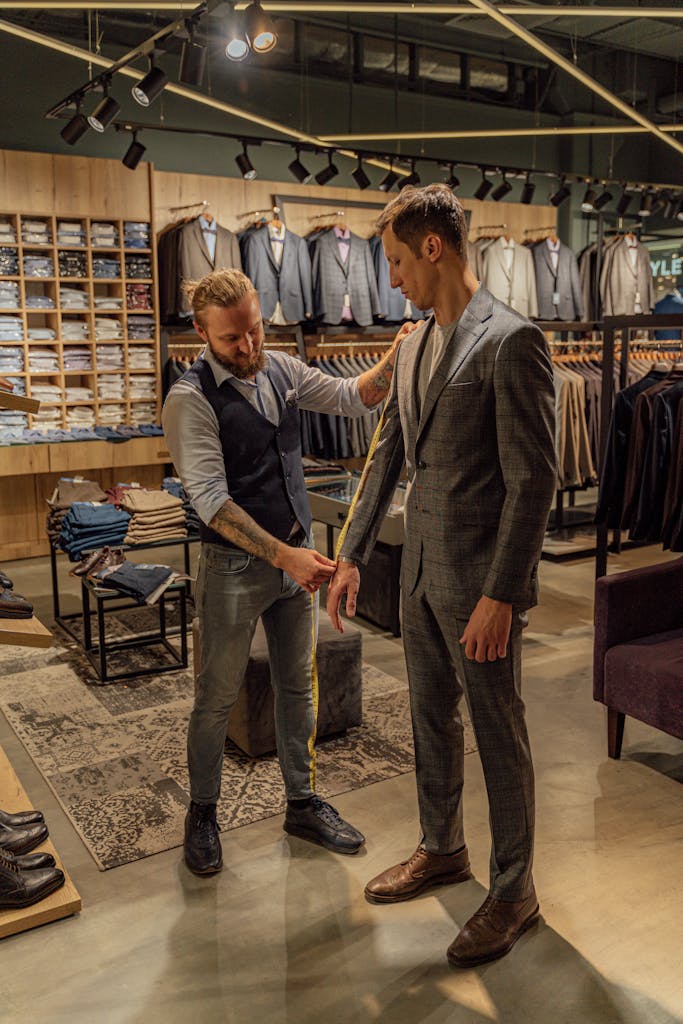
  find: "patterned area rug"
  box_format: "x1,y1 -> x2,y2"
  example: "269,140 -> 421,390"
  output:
0,607 -> 476,871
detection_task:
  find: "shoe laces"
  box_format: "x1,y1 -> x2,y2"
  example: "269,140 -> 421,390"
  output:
310,795 -> 343,827
0,850 -> 19,874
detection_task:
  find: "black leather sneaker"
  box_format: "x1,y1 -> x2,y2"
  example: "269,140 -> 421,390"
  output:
0,851 -> 65,909
183,801 -> 223,875
284,796 -> 365,855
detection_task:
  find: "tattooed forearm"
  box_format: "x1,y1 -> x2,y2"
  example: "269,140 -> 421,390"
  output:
357,351 -> 396,408
209,500 -> 281,564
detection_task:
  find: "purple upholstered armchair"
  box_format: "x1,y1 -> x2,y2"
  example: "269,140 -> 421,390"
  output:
594,557 -> 683,759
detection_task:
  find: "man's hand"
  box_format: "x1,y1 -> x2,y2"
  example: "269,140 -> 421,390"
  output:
326,560 -> 361,633
459,596 -> 512,663
357,320 -> 425,408
393,319 -> 425,350
0,377 -> 14,392
274,545 -> 337,593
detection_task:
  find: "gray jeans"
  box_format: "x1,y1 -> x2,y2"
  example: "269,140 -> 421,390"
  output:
189,541 -> 319,804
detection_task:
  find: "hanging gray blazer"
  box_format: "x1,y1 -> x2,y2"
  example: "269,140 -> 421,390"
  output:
310,230 -> 381,327
533,241 -> 584,321
599,237 -> 655,316
340,285 -> 556,615
483,238 -> 539,319
177,220 -> 242,315
241,226 -> 313,322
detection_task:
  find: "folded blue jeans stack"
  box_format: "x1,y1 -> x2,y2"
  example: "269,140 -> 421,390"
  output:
94,560 -> 174,604
59,502 -> 131,561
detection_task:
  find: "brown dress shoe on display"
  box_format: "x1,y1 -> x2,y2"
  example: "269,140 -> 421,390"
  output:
364,844 -> 472,903
447,892 -> 540,967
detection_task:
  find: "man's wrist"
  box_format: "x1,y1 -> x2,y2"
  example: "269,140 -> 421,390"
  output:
338,555 -> 359,566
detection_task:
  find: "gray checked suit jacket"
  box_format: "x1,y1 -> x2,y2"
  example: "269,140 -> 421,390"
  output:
341,285 -> 557,614
242,226 -> 313,322
177,220 -> 242,315
310,230 -> 381,327
532,241 -> 584,321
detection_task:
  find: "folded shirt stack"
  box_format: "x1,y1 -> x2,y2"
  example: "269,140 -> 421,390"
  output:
60,287 -> 89,309
0,220 -> 17,244
58,501 -> 131,561
128,345 -> 156,369
46,475 -> 107,542
65,386 -> 94,402
0,248 -> 18,275
28,347 -> 59,372
65,406 -> 95,428
28,327 -> 57,342
129,403 -> 158,425
30,383 -> 63,403
26,293 -> 55,309
126,315 -> 155,340
124,254 -> 152,278
21,219 -> 51,245
93,296 -> 123,311
91,222 -> 118,247
129,375 -> 156,400
0,347 -> 24,373
97,374 -> 126,400
0,282 -> 19,308
32,407 -> 63,431
123,221 -> 150,249
58,251 -> 87,278
96,403 -> 125,424
126,283 -> 153,310
94,317 -> 123,340
0,315 -> 24,341
92,257 -> 120,280
95,344 -> 124,369
120,488 -> 187,545
24,254 -> 54,278
61,320 -> 90,341
162,476 -> 200,535
63,346 -> 92,371
57,221 -> 86,247
0,376 -> 28,436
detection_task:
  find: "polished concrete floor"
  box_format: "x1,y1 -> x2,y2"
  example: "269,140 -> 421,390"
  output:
1,543 -> 682,1024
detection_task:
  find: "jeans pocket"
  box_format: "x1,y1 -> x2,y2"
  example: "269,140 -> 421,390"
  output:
206,549 -> 251,575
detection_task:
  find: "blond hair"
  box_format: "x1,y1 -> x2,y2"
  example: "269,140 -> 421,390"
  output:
183,268 -> 257,327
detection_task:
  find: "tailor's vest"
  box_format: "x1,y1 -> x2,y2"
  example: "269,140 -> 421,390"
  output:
181,355 -> 311,549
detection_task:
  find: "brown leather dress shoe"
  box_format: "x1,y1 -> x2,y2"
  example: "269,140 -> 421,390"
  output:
447,892 -> 540,967
364,844 -> 471,903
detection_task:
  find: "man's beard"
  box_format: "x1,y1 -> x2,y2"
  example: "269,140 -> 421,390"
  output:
208,341 -> 267,379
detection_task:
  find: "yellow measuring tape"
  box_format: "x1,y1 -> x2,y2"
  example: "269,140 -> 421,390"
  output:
306,405 -> 387,791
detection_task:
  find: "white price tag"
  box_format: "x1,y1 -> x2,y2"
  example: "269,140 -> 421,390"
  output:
343,292 -> 351,308
635,291 -> 641,307
552,291 -> 560,306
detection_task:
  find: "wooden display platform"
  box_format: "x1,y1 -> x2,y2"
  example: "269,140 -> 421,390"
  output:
0,744 -> 81,939
0,614 -> 52,649
0,391 -> 40,414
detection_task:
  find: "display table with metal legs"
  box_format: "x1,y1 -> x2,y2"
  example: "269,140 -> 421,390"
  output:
80,577 -> 188,684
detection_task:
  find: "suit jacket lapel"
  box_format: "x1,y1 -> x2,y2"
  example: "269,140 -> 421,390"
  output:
417,287 -> 493,443
400,316 -> 433,458
260,227 -> 280,273
191,219 -> 213,267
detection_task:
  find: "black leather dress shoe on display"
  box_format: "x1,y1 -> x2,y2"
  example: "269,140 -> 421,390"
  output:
3,849 -> 56,870
0,589 -> 33,619
0,808 -> 45,828
184,801 -> 223,875
0,571 -> 13,590
0,851 -> 65,909
0,820 -> 49,855
284,796 -> 365,854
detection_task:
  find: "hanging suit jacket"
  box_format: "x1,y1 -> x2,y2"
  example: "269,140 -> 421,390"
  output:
600,237 -> 655,316
177,220 -> 242,315
369,234 -> 425,322
339,285 -> 556,614
241,226 -> 313,323
533,241 -> 584,321
482,238 -> 539,319
309,230 -> 381,327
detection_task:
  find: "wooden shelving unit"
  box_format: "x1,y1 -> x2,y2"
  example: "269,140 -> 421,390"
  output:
0,213 -> 159,429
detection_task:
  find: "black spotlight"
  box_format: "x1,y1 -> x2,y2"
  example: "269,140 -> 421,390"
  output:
616,188 -> 633,216
661,192 -> 677,219
593,188 -> 613,212
581,185 -> 597,213
132,64 -> 167,107
474,169 -> 492,201
445,164 -> 460,190
245,1 -> 278,53
235,143 -> 256,180
638,189 -> 653,216
122,133 -> 146,171
315,152 -> 339,186
352,157 -> 371,191
379,164 -> 399,192
288,148 -> 311,184
520,173 -> 535,205
60,111 -> 89,146
402,160 -> 421,188
88,83 -> 120,133
491,173 -> 512,202
549,178 -> 571,207
179,29 -> 207,86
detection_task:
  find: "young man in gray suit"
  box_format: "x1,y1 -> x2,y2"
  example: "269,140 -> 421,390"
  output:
327,185 -> 556,967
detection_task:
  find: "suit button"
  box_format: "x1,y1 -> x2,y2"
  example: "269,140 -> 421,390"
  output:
417,460 -> 427,470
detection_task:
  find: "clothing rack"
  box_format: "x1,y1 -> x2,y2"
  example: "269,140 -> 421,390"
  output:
476,223 -> 507,231
523,225 -> 556,235
311,210 -> 346,220
238,205 -> 281,220
168,199 -> 211,214
596,312 -> 683,578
